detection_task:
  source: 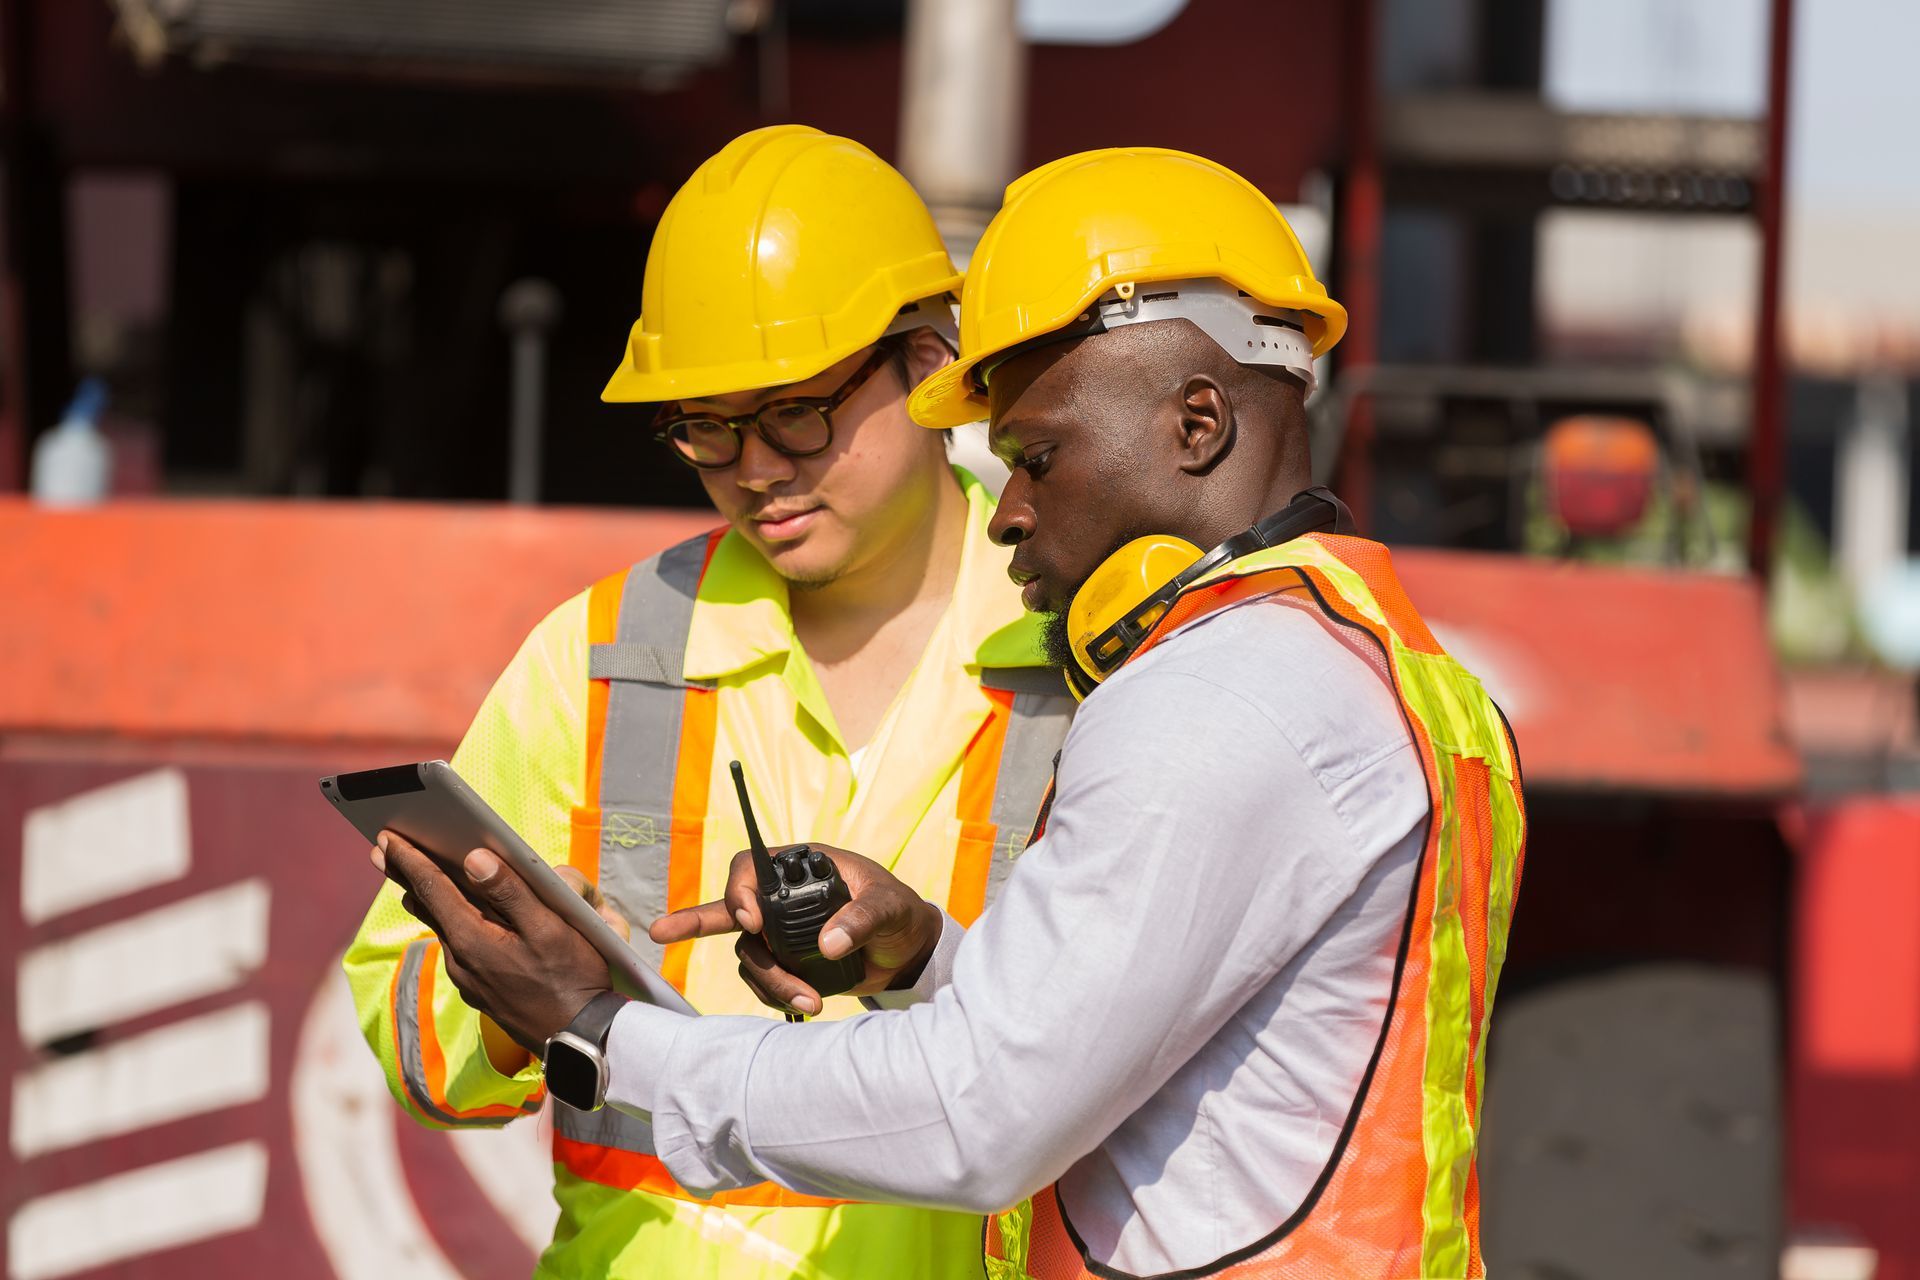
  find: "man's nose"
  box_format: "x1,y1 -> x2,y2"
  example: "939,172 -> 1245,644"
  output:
733,430 -> 797,493
988,480 -> 1033,547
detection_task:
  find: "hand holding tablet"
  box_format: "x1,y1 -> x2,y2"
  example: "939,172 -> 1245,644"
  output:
322,760 -> 697,1017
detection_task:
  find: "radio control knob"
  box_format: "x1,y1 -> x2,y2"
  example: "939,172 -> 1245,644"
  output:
781,856 -> 808,886
807,851 -> 832,880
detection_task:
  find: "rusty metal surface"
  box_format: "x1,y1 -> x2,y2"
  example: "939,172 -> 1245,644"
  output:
0,502 -> 1803,795
0,498 -> 718,747
1395,547 -> 1801,797
0,502 -> 734,1273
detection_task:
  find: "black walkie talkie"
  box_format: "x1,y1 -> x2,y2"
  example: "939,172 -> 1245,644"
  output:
730,760 -> 865,1013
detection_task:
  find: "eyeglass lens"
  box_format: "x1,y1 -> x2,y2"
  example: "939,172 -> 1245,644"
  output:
667,402 -> 831,468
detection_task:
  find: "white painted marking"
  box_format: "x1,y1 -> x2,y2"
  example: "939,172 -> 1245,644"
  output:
1782,1238 -> 1880,1280
16,881 -> 270,1048
290,961 -> 464,1280
288,955 -> 806,1274
11,1002 -> 270,1159
21,769 -> 191,925
5,1141 -> 268,1280
449,1104 -> 562,1253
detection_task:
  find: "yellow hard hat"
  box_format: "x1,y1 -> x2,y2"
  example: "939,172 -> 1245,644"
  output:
908,147 -> 1347,430
603,125 -> 962,404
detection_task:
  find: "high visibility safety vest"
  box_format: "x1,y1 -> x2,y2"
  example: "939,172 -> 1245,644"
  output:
553,529 -> 1074,1208
344,469 -> 1076,1280
985,533 -> 1526,1280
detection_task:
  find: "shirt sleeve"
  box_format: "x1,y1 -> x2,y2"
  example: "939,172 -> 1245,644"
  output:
603,646 -> 1418,1213
341,590 -> 589,1127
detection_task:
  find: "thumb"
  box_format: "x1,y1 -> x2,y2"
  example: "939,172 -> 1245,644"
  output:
818,898 -> 879,960
463,850 -> 531,925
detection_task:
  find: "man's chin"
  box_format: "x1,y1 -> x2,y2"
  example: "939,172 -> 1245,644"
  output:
767,546 -> 854,591
1038,610 -> 1076,670
746,525 -> 846,588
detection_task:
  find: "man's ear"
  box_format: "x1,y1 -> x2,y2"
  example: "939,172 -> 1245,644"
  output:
1176,376 -> 1234,475
901,326 -> 956,383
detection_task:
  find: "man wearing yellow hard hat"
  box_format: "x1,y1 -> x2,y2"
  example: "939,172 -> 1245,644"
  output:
372,145 -> 1526,1279
345,124 -> 1070,1279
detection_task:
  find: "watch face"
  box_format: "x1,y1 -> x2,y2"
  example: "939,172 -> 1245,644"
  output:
545,1037 -> 602,1111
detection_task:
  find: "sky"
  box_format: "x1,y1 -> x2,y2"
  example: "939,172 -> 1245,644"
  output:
1540,0 -> 1920,365
1546,0 -> 1920,215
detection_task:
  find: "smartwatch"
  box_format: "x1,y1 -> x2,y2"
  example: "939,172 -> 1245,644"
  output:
542,990 -> 629,1112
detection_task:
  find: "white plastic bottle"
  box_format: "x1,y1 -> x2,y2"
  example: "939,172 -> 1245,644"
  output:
30,378 -> 112,507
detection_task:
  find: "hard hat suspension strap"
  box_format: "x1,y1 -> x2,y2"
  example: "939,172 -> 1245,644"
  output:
974,278 -> 1318,398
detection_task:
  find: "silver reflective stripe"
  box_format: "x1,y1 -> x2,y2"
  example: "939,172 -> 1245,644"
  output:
560,533 -> 712,1163
394,939 -> 534,1128
979,668 -> 1074,910
552,1097 -> 655,1151
593,532 -> 712,971
588,644 -> 695,685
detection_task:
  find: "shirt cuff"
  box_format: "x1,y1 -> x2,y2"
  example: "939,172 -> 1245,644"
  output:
860,910 -> 964,1011
604,1000 -> 695,1117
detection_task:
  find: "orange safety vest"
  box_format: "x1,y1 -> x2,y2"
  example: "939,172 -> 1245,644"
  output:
986,532 -> 1526,1279
553,530 -> 1076,1209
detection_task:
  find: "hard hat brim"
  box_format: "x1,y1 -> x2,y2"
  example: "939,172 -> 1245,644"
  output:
605,273 -> 964,406
907,357 -> 987,430
603,350 -> 859,406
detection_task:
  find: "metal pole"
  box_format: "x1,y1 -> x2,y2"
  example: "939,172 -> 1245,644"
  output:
498,279 -> 561,506
0,0 -> 32,492
898,0 -> 1025,492
1333,0 -> 1382,532
898,0 -> 1026,261
1745,0 -> 1795,580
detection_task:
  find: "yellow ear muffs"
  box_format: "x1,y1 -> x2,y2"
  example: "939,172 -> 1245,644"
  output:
1059,488 -> 1352,700
1066,534 -> 1204,697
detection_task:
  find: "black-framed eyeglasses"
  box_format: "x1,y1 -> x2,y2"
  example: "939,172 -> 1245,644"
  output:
654,346 -> 897,471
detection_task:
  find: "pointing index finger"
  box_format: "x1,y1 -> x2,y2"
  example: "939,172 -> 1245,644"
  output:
649,898 -> 742,945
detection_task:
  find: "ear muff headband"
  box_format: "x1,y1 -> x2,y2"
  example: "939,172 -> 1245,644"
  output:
1067,487 -> 1354,693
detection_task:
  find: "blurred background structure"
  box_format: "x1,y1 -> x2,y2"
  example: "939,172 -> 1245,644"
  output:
2,1 -> 1917,1278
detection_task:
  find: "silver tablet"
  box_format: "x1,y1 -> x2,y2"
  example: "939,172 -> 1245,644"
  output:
321,759 -> 697,1016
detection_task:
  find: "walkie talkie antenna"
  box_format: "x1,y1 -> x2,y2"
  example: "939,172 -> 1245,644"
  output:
731,760 -> 779,894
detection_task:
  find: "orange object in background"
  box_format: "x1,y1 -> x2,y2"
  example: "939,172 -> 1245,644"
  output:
1395,548 -> 1798,799
1793,799 -> 1920,1279
0,499 -> 720,1280
0,499 -> 717,750
1542,415 -> 1660,539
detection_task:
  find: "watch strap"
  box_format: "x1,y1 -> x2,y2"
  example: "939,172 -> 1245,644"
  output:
562,989 -> 629,1054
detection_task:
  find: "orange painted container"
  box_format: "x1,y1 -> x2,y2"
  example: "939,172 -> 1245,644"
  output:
0,499 -> 714,1279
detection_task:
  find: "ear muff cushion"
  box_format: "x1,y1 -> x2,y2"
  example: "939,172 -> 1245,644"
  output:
1067,535 -> 1205,684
